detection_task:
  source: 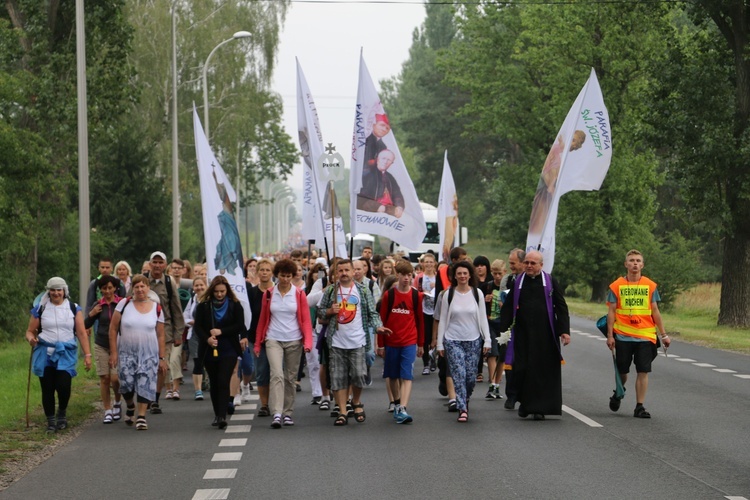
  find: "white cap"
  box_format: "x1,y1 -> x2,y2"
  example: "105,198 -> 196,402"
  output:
150,251 -> 167,261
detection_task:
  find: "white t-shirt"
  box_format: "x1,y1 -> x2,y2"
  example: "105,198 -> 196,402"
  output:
331,285 -> 366,349
443,290 -> 481,342
267,286 -> 302,342
115,299 -> 164,355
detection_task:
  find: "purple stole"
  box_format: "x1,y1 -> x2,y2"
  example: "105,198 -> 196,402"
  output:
504,271 -> 562,366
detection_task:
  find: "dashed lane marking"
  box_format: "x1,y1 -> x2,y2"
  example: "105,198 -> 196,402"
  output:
230,414 -> 254,421
234,403 -> 257,410
733,374 -> 750,379
219,438 -> 247,447
692,363 -> 716,368
725,496 -> 748,500
211,452 -> 242,462
224,425 -> 252,433
203,469 -> 237,479
192,488 -> 230,500
562,405 -> 603,428
713,368 -> 737,373
675,358 -> 697,362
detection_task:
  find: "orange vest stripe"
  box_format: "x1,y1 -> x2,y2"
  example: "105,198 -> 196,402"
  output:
610,277 -> 658,344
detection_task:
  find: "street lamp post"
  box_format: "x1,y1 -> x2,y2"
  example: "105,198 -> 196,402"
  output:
201,31 -> 252,140
171,0 -> 180,258
269,183 -> 290,253
76,0 -> 90,306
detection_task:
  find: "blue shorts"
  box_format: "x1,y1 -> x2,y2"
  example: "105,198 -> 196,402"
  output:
253,346 -> 270,387
383,344 -> 417,380
237,346 -> 254,378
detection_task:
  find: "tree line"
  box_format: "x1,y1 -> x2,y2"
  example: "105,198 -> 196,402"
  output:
382,0 -> 749,327
0,0 -> 297,342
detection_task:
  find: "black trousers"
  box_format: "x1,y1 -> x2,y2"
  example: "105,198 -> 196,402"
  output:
39,367 -> 72,417
204,355 -> 236,419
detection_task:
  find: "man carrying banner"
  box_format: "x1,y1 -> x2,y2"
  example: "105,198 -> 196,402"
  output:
606,250 -> 670,418
498,250 -> 570,420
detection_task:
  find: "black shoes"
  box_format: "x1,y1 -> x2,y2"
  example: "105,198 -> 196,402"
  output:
633,405 -> 651,418
609,390 -> 622,412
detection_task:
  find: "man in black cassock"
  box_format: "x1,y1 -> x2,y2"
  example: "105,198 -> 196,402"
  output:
498,250 -> 570,420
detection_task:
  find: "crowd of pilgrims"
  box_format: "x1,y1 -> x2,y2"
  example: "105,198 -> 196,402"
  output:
25,244 -> 569,432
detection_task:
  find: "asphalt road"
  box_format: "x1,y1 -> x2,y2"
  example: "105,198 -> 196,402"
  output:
3,315 -> 749,500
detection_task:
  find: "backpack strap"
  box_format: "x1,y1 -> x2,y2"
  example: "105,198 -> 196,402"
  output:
37,300 -> 78,333
118,298 -> 132,335
447,286 -> 479,307
384,289 -> 395,325
368,279 -> 375,294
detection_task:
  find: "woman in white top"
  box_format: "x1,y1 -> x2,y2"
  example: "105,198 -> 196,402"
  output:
25,277 -> 92,433
184,276 -> 208,400
417,252 -> 438,375
108,274 -> 167,430
436,261 -> 491,423
254,259 -> 313,428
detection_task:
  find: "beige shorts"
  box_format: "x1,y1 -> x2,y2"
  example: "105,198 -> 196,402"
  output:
94,344 -> 118,378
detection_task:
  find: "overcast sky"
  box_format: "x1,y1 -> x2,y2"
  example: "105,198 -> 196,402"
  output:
270,0 -> 427,208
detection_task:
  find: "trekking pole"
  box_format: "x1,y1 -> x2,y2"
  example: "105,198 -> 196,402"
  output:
26,345 -> 33,429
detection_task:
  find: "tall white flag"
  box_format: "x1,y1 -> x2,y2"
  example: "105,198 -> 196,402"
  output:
350,52 -> 426,249
296,59 -> 329,250
437,151 -> 459,262
526,68 -> 612,272
321,181 -> 349,259
193,106 -> 251,329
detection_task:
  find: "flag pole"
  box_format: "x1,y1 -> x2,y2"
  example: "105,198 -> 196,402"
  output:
329,181 -> 337,263
536,69 -> 595,250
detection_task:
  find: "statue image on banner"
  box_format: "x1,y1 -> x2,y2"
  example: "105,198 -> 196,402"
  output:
212,164 -> 243,276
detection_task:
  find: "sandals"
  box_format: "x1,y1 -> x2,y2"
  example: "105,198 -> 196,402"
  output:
112,403 -> 122,421
352,403 -> 366,423
103,410 -> 113,424
457,411 -> 468,423
634,405 -> 651,419
319,400 -> 330,411
346,400 -> 354,418
135,416 -> 148,430
125,405 -> 136,426
334,413 -> 348,426
257,405 -> 270,417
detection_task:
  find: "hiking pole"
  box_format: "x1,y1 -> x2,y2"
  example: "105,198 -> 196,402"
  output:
26,345 -> 33,429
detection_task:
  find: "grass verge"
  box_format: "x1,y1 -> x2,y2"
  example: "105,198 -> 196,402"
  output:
0,342 -> 99,478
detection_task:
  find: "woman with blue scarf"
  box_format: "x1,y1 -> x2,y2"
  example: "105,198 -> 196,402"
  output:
194,276 -> 247,429
25,277 -> 92,433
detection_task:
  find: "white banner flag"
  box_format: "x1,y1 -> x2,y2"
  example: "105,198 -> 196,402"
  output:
350,52 -> 426,249
438,150 -> 459,262
193,106 -> 251,329
296,59 -> 328,249
321,181 -> 349,259
526,68 -> 612,272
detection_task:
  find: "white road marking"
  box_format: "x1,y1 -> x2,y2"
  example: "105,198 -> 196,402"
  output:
224,425 -> 252,433
725,496 -> 748,500
692,363 -> 716,368
713,368 -> 737,373
676,358 -> 697,362
570,329 -> 583,333
211,452 -> 242,462
234,403 -> 257,411
733,374 -> 750,379
219,438 -> 247,447
203,469 -> 237,479
230,414 -> 254,421
562,405 -> 603,428
192,488 -> 230,500
666,353 -> 680,358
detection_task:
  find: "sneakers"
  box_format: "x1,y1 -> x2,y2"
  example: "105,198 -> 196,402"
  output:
634,405 -> 651,419
233,395 -> 242,407
195,390 -> 204,401
103,410 -> 113,424
394,406 -> 413,424
422,367 -> 430,376
271,414 -> 282,429
447,400 -> 458,412
493,385 -> 503,399
283,415 -> 294,426
258,405 -> 270,417
149,402 -> 162,414
609,390 -> 622,412
485,386 -> 496,399
310,396 -> 321,405
387,401 -> 396,413
46,417 -> 56,433
165,390 -> 173,400
171,390 -> 180,401
227,401 -> 235,415
240,383 -> 252,403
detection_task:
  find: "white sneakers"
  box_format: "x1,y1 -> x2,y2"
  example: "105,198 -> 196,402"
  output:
240,382 -> 252,403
